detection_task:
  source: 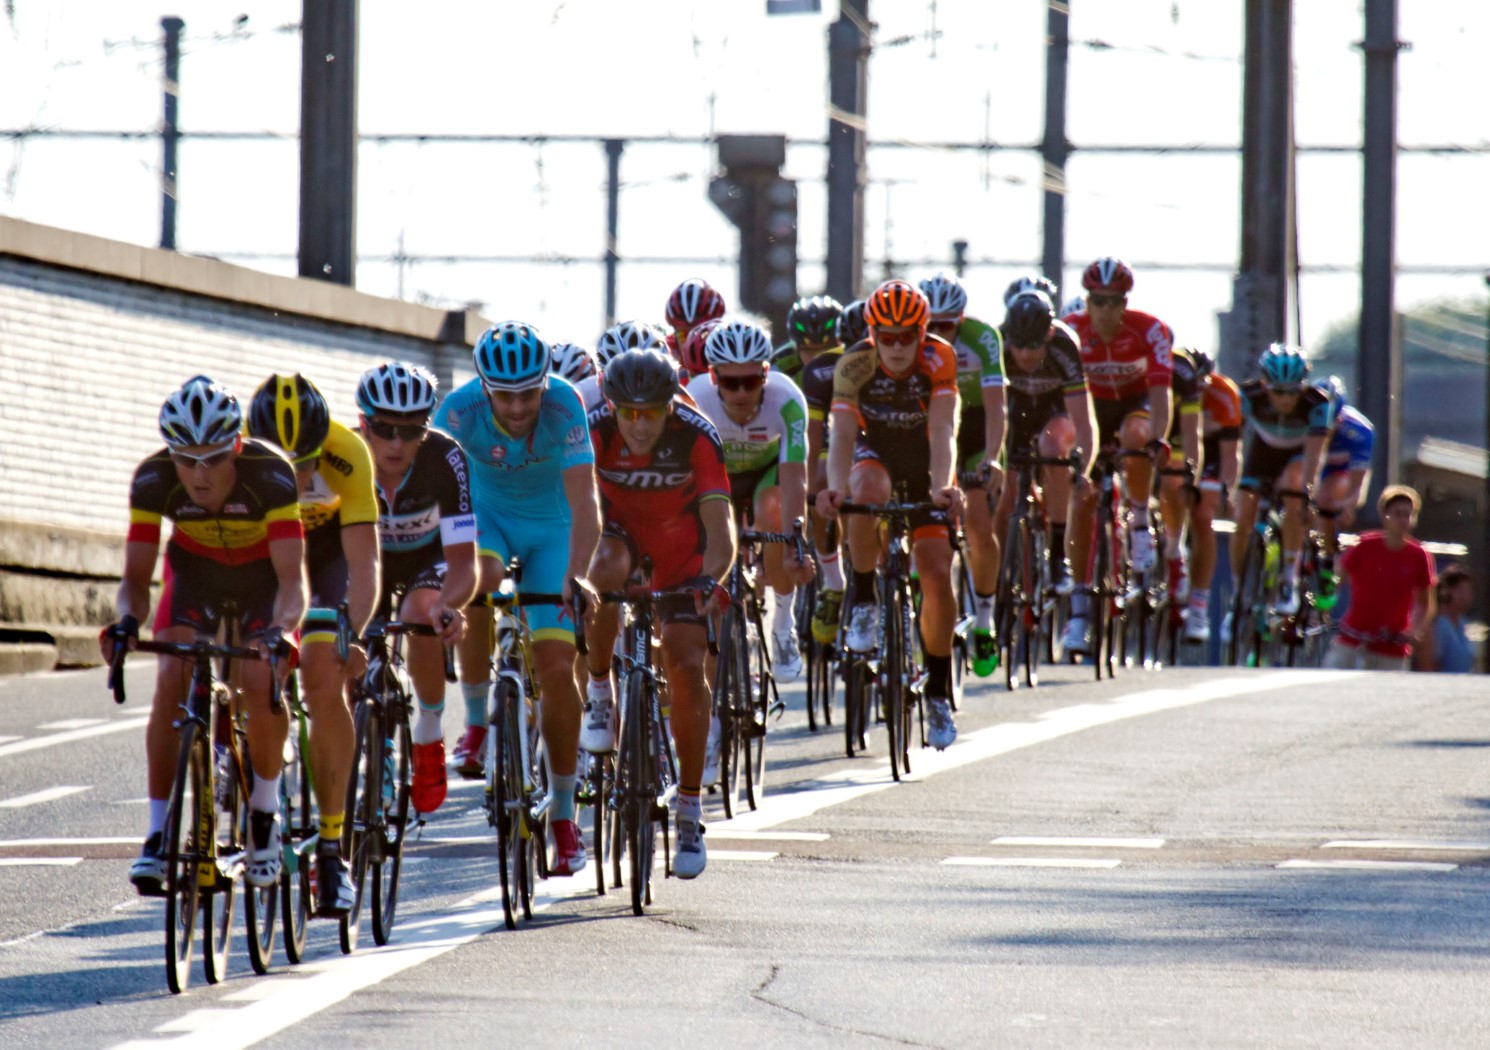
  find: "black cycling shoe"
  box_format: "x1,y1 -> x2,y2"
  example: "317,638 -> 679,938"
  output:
315,845 -> 355,918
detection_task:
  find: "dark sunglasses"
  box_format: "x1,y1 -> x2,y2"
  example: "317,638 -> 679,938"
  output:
716,373 -> 766,392
1089,293 -> 1127,308
170,446 -> 235,470
365,419 -> 429,442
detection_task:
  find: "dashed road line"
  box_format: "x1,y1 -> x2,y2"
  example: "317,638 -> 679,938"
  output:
0,785 -> 91,809
705,829 -> 829,842
944,857 -> 1123,869
36,718 -> 107,731
711,849 -> 779,862
1322,839 -> 1490,852
0,857 -> 83,867
992,836 -> 1164,849
0,715 -> 148,758
1278,859 -> 1459,873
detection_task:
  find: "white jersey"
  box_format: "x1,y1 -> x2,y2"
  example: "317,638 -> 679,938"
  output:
689,370 -> 809,475
574,375 -> 605,412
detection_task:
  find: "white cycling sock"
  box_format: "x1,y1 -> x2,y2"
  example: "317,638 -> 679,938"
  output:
820,551 -> 846,592
772,592 -> 796,634
413,707 -> 444,746
1189,587 -> 1210,611
148,798 -> 169,837
249,771 -> 281,813
974,592 -> 995,632
586,675 -> 613,703
1129,502 -> 1149,528
1284,552 -> 1302,583
1166,528 -> 1184,556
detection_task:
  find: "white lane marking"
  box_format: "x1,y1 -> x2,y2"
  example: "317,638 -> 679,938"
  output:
705,829 -> 830,842
0,857 -> 83,867
0,715 -> 149,759
718,671 -> 1349,832
0,736 -> 19,745
155,1011 -> 237,1033
35,718 -> 107,731
0,785 -> 91,809
944,857 -> 1123,869
711,850 -> 779,862
1322,839 -> 1490,852
992,836 -> 1164,849
1277,859 -> 1459,872
104,879 -> 598,1050
221,980 -> 311,1002
113,798 -> 150,806
0,837 -> 138,847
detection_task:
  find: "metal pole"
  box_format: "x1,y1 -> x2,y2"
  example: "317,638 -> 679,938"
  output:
826,0 -> 869,303
604,139 -> 623,328
159,17 -> 183,251
952,239 -> 968,278
1040,0 -> 1069,300
1358,0 -> 1402,503
298,0 -> 358,286
1482,270 -> 1489,624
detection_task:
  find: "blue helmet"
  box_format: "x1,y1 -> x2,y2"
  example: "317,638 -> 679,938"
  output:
475,322 -> 549,392
1259,342 -> 1309,388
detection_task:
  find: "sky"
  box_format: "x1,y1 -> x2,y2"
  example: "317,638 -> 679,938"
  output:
2,0 -> 1488,356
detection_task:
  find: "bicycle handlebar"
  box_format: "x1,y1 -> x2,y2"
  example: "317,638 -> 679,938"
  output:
837,500 -> 943,517
106,635 -> 286,712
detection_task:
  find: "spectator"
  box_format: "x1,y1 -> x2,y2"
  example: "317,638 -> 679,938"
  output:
1417,564 -> 1474,673
1324,484 -> 1436,671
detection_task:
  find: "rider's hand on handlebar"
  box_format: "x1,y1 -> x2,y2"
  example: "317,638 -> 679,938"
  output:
564,574 -> 599,619
815,488 -> 845,520
99,615 -> 139,663
432,605 -> 466,644
933,485 -> 965,518
684,574 -> 729,617
784,546 -> 816,585
1145,438 -> 1172,464
257,625 -> 300,674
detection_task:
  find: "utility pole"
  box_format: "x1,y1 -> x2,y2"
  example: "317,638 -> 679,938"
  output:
826,0 -> 869,303
1358,0 -> 1404,499
159,16 -> 183,251
298,0 -> 358,287
1220,0 -> 1294,378
952,239 -> 968,278
603,139 -> 623,327
1040,0 -> 1069,299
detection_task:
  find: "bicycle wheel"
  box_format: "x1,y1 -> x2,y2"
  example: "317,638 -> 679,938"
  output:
339,700 -> 376,954
713,609 -> 740,820
489,677 -> 519,930
581,751 -> 611,896
624,673 -> 657,916
243,748 -> 279,975
810,639 -> 835,733
1226,532 -> 1265,668
515,697 -> 542,922
996,519 -> 1022,691
742,621 -> 768,811
201,739 -> 238,986
883,584 -> 907,782
279,715 -> 312,965
843,654 -> 866,758
371,700 -> 411,946
1088,514 -> 1110,681
1021,522 -> 1046,688
163,721 -> 205,994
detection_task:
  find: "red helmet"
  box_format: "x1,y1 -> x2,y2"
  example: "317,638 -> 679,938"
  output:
665,278 -> 727,330
679,318 -> 722,376
864,279 -> 930,329
1081,256 -> 1135,294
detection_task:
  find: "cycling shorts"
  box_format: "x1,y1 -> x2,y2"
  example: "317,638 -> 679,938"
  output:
1092,392 -> 1150,447
154,543 -> 276,641
378,551 -> 446,619
848,444 -> 950,543
302,540 -> 349,646
600,521 -> 706,627
1007,406 -> 1069,467
728,462 -> 780,525
1240,439 -> 1302,492
475,506 -> 576,643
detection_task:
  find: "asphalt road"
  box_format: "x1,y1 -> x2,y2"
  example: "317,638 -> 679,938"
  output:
1,658 -> 1487,1048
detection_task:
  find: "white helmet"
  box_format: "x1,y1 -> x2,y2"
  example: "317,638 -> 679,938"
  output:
704,319 -> 774,366
356,361 -> 438,416
918,272 -> 968,319
159,375 -> 242,448
1060,295 -> 1086,317
596,320 -> 666,368
549,341 -> 598,384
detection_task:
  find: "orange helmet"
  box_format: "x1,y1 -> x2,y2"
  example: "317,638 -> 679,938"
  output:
864,279 -> 930,329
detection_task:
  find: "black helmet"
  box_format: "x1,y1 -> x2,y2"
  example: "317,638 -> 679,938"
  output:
1004,291 -> 1055,348
247,373 -> 330,460
838,299 -> 870,348
1186,348 -> 1215,379
603,348 -> 680,406
786,294 -> 844,350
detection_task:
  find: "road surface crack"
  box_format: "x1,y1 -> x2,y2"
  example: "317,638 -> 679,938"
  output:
752,964 -> 943,1047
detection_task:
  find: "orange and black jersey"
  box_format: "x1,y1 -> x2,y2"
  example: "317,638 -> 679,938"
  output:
128,439 -> 303,566
830,336 -> 959,451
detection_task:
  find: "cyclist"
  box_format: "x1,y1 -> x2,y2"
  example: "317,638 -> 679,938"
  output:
1181,355 -> 1244,642
993,292 -> 1096,606
691,318 -> 814,679
1004,273 -> 1059,309
678,318 -> 723,386
583,348 -> 736,879
1230,343 -> 1335,617
1060,295 -> 1087,318
434,323 -> 600,876
356,362 -> 477,815
772,294 -> 844,382
550,340 -> 598,387
1061,257 -> 1176,654
797,309 -> 856,644
1315,376 -> 1373,605
922,271 -> 1006,676
576,320 -> 669,411
1157,347 -> 1207,609
664,277 -> 727,362
246,374 -> 379,917
838,298 -> 870,350
815,279 -> 964,750
107,376 -> 307,896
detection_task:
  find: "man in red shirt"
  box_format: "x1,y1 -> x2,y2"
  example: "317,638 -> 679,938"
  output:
1325,485 -> 1436,671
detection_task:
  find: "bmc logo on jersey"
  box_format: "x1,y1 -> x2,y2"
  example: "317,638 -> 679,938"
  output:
599,467 -> 691,489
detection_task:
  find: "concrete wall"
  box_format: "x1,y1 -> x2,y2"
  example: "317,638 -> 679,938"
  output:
0,216 -> 486,668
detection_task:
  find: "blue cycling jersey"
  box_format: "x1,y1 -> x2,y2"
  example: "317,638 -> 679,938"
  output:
1325,405 -> 1374,473
433,376 -> 594,520
1239,378 -> 1335,448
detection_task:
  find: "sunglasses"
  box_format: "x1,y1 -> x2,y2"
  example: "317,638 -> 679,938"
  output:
927,319 -> 960,334
170,445 -> 235,470
1089,294 -> 1127,308
716,373 -> 766,393
615,403 -> 669,422
1267,385 -> 1302,396
293,449 -> 323,470
365,419 -> 429,442
874,326 -> 922,346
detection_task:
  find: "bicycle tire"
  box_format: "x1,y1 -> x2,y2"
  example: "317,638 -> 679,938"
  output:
1088,511 -> 1109,680
279,714 -> 312,965
243,744 -> 279,976
810,640 -> 835,732
583,752 -> 611,896
201,735 -> 238,986
743,618 -> 768,811
883,583 -> 907,782
372,703 -> 412,946
997,517 -> 1022,692
842,655 -> 865,758
1227,529 -> 1266,668
624,673 -> 656,915
1022,521 -> 1046,688
339,700 -> 375,954
163,720 -> 205,994
514,689 -> 539,923
489,677 -> 519,930
713,609 -> 740,820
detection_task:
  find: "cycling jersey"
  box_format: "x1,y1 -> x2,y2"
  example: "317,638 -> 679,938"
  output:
1065,309 -> 1175,401
574,375 -> 605,413
433,377 -> 593,641
298,420 -> 379,536
1238,379 -> 1335,448
1324,405 -> 1374,476
830,336 -> 958,457
1199,372 -> 1244,484
128,439 -> 303,566
1000,319 -> 1087,454
374,428 -> 477,595
689,370 -> 808,476
590,399 -> 731,589
948,315 -> 1004,403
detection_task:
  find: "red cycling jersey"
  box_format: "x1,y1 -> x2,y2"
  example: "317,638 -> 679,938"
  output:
590,398 -> 731,588
1064,308 -> 1175,402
